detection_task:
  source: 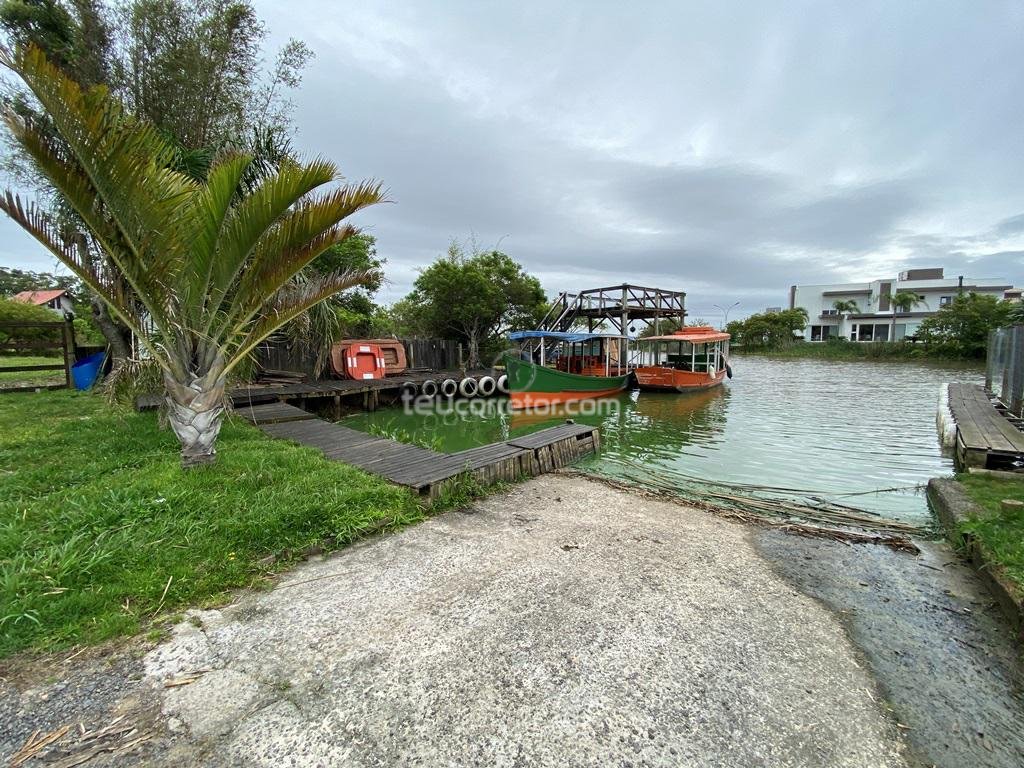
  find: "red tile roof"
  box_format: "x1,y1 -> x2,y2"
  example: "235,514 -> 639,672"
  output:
12,289 -> 69,306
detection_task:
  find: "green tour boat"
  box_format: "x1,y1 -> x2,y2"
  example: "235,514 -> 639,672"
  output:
504,331 -> 632,409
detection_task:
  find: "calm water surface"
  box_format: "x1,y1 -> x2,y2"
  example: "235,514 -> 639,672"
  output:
342,356 -> 983,524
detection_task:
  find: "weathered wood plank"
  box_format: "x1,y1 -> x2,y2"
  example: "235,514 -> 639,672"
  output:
234,402 -> 318,425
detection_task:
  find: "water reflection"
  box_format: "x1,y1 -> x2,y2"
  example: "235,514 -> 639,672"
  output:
341,356 -> 983,524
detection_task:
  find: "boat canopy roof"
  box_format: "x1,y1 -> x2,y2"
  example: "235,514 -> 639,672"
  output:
509,330 -> 629,342
640,326 -> 730,343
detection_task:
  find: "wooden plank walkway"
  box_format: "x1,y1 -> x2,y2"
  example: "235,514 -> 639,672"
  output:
948,383 -> 1024,468
233,402 -> 318,424
238,402 -> 599,498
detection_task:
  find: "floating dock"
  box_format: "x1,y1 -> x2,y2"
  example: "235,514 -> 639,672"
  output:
235,402 -> 600,499
947,383 -> 1024,469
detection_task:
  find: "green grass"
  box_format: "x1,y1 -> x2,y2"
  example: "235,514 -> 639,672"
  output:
0,355 -> 65,387
0,390 -> 424,657
735,340 -> 978,363
956,474 -> 1024,588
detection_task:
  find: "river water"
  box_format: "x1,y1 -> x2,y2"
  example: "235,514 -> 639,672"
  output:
342,356 -> 984,525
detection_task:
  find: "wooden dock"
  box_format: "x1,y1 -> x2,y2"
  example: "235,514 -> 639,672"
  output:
948,383 -> 1024,468
237,402 -> 600,499
136,370 -> 479,412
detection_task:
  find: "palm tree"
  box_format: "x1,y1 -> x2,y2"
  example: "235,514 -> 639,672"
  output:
830,299 -> 859,340
832,299 -> 860,314
890,291 -> 924,341
0,45 -> 384,467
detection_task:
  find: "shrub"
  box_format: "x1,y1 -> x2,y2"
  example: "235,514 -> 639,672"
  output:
0,297 -> 65,355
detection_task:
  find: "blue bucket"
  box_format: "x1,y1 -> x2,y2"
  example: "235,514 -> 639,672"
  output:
71,351 -> 107,391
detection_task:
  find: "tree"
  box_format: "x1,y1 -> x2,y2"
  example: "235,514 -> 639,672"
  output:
399,243 -> 547,367
0,265 -> 79,295
889,290 -> 923,341
0,45 -> 383,466
281,233 -> 385,373
0,0 -> 313,369
916,293 -> 1013,358
0,294 -> 63,349
726,307 -> 808,349
832,299 -> 860,314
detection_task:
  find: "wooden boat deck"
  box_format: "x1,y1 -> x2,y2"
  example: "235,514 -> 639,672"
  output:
948,383 -> 1024,468
238,402 -> 599,499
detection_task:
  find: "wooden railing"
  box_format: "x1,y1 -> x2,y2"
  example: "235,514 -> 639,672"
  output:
0,319 -> 76,392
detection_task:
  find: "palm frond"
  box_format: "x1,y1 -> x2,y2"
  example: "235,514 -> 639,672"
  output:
0,192 -> 148,342
207,157 -> 339,302
224,268 -> 378,375
223,181 -> 385,331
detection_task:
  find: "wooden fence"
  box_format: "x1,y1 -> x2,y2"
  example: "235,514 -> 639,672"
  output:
986,325 -> 1024,417
254,337 -> 462,380
0,318 -> 76,392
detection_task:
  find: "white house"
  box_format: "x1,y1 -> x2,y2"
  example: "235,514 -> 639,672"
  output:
12,289 -> 76,317
789,268 -> 1015,342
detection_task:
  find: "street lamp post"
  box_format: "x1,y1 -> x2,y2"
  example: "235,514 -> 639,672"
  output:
713,301 -> 740,330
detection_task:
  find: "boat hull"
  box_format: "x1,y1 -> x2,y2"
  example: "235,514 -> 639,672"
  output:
503,355 -> 630,409
634,366 -> 727,392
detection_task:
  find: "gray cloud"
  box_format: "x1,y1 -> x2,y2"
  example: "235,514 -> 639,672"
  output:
3,0 -> 1024,323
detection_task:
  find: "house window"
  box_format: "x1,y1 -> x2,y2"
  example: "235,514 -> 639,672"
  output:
821,308 -> 839,316
810,325 -> 834,342
939,296 -> 952,306
853,323 -> 892,342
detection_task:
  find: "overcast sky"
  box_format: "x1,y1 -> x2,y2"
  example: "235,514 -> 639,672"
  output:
3,1 -> 1024,321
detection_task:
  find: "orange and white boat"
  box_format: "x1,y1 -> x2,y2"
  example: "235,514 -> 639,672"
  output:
330,339 -> 408,378
634,326 -> 732,392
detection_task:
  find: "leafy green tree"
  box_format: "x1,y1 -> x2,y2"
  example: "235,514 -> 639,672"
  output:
0,45 -> 382,465
0,294 -> 63,350
0,264 -> 79,294
832,299 -> 860,314
916,293 -> 1013,358
726,307 -> 808,349
399,243 -> 547,367
889,290 -> 923,341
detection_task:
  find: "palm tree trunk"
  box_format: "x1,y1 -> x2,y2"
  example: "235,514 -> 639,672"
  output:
90,295 -> 131,370
163,369 -> 227,468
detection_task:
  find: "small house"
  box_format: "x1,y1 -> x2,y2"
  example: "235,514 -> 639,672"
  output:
12,289 -> 75,317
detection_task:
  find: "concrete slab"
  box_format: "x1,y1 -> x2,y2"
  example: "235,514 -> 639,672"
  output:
140,475 -> 909,767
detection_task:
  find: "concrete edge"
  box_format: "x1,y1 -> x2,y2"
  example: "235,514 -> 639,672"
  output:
926,477 -> 1024,641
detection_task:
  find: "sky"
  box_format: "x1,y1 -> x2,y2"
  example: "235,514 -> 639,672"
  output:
2,0 -> 1024,322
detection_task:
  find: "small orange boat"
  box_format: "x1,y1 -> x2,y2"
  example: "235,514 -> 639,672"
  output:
330,339 -> 408,378
634,326 -> 732,392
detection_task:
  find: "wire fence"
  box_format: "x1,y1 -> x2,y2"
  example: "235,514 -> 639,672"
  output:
986,324 -> 1024,417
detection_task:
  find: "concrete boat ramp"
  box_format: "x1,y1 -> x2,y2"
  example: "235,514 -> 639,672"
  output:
4,476 -> 1024,767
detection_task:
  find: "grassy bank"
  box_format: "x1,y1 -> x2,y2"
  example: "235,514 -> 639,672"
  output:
956,474 -> 1024,588
0,390 -> 424,658
734,340 -> 978,363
